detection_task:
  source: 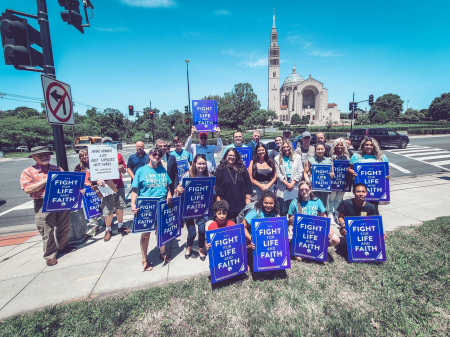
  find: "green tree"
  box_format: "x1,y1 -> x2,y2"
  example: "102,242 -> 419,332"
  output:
301,116 -> 310,125
291,113 -> 302,125
404,108 -> 425,122
428,93 -> 450,120
244,110 -> 276,136
370,94 -> 404,121
372,111 -> 388,124
0,116 -> 52,150
224,83 -> 261,129
340,113 -> 349,119
355,114 -> 370,125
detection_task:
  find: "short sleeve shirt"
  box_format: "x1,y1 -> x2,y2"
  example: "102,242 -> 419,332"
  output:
20,163 -> 63,199
127,153 -> 149,176
170,149 -> 193,163
349,153 -> 389,165
244,209 -> 276,236
288,198 -> 326,216
208,220 -> 236,230
131,165 -> 172,200
336,199 -> 376,217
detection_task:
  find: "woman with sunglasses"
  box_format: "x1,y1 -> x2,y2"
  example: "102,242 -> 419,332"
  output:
131,146 -> 173,271
248,143 -> 277,202
215,148 -> 252,222
175,154 -> 211,261
348,137 -> 390,215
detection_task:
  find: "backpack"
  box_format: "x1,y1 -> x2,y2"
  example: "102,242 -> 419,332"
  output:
236,201 -> 261,224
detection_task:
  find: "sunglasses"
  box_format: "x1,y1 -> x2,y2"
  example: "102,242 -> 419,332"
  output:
150,153 -> 162,158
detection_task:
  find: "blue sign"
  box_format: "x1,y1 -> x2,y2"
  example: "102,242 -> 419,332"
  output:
82,186 -> 101,219
157,197 -> 182,247
42,171 -> 85,213
354,162 -> 390,201
291,214 -> 330,262
252,217 -> 291,272
131,197 -> 159,233
331,160 -> 351,192
207,224 -> 248,284
182,177 -> 215,219
176,159 -> 189,181
192,100 -> 218,132
235,147 -> 252,168
345,216 -> 386,262
311,164 -> 332,192
291,141 -> 297,150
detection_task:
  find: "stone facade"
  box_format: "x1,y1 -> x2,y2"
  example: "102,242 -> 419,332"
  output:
268,12 -> 341,126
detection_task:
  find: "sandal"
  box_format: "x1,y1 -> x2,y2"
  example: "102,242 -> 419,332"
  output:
159,253 -> 172,263
142,260 -> 153,271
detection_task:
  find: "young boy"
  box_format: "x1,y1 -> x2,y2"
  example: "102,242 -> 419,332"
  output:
170,135 -> 193,163
337,183 -> 387,240
205,200 -> 235,251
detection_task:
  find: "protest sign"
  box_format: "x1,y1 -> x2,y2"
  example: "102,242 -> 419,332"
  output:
207,223 -> 248,284
176,159 -> 189,182
311,164 -> 332,192
345,216 -> 386,262
252,217 -> 290,272
131,197 -> 159,233
82,186 -> 101,219
157,197 -> 182,247
331,160 -> 351,192
354,162 -> 390,201
192,100 -> 218,132
42,171 -> 85,213
291,214 -> 330,262
88,144 -> 119,181
182,177 -> 215,219
291,141 -> 297,150
235,147 -> 252,168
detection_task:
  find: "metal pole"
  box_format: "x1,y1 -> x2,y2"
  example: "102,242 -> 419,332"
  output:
186,59 -> 191,128
350,92 -> 354,132
150,101 -> 154,145
36,0 -> 68,171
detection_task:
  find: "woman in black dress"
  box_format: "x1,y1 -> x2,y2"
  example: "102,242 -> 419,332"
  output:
248,143 -> 277,202
215,148 -> 252,222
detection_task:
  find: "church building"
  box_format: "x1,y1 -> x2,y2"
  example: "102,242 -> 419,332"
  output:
268,11 -> 341,125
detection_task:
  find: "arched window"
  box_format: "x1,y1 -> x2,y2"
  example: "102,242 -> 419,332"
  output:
273,71 -> 276,78
302,89 -> 315,108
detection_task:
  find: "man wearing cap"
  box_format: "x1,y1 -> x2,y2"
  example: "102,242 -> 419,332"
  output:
295,131 -> 316,165
282,129 -> 292,140
185,126 -> 222,172
316,132 -> 331,157
222,131 -> 244,157
97,137 -> 128,241
20,146 -> 76,266
245,130 -> 261,158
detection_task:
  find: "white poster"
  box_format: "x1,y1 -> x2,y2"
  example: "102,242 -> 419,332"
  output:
88,144 -> 119,181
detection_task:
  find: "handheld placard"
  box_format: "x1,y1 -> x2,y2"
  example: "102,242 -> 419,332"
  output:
42,171 -> 85,213
157,197 -> 182,247
354,162 -> 390,201
131,197 -> 159,233
182,177 -> 215,219
311,164 -> 332,192
192,100 -> 218,132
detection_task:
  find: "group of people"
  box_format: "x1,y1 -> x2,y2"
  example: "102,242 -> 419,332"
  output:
20,126 -> 389,270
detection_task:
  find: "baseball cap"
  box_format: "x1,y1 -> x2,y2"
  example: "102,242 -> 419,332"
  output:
199,132 -> 208,138
302,131 -> 311,138
283,129 -> 291,134
101,137 -> 113,143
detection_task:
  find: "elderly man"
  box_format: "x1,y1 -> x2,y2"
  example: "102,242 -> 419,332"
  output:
156,139 -> 179,196
295,131 -> 316,165
20,146 -> 76,266
316,132 -> 331,157
185,126 -> 222,172
245,130 -> 261,159
222,131 -> 244,157
127,141 -> 149,185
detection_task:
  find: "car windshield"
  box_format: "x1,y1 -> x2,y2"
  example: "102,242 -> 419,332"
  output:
77,140 -> 91,145
351,130 -> 366,136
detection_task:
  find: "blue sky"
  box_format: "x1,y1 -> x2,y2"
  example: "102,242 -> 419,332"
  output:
1,0 -> 450,117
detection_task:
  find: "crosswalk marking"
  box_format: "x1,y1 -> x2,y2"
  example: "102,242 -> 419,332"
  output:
391,148 -> 431,154
431,160 -> 450,166
406,151 -> 450,157
411,154 -> 450,161
388,162 -> 412,174
386,145 -> 450,171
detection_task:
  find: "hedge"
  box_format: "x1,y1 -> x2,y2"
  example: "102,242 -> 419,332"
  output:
407,128 -> 450,135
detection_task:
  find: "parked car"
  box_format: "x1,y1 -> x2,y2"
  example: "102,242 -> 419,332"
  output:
350,128 -> 409,149
112,141 -> 123,150
16,146 -> 28,151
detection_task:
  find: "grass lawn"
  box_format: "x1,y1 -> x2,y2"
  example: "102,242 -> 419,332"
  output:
1,217 -> 449,336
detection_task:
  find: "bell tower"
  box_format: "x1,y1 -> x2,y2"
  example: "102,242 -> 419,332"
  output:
268,8 -> 280,114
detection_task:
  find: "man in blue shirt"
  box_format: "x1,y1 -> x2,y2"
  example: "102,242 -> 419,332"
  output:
222,131 -> 244,157
185,126 -> 222,172
245,130 -> 261,159
127,141 -> 149,184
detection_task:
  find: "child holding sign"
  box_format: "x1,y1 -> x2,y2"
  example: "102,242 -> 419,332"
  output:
288,181 -> 340,261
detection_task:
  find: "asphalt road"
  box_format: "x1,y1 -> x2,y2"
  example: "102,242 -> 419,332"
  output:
1,135 -> 449,233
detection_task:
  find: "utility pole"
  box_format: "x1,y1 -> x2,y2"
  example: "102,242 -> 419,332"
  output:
37,0 -> 68,170
150,101 -> 154,145
185,59 -> 191,128
350,93 -> 355,132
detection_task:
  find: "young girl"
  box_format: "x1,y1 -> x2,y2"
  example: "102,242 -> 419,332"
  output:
175,154 -> 211,261
287,181 -> 340,260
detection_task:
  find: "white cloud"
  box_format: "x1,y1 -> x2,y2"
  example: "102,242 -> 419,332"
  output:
95,26 -> 129,32
309,50 -> 344,57
215,10 -> 230,15
119,0 -> 175,8
238,58 -> 267,67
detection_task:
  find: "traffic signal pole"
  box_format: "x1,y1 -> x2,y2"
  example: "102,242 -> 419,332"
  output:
37,0 -> 68,171
350,92 -> 355,132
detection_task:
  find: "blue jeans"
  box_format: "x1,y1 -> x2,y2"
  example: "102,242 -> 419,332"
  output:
278,197 -> 292,217
186,217 -> 206,248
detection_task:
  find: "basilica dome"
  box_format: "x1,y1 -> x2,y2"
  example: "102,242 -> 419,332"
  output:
282,66 -> 305,87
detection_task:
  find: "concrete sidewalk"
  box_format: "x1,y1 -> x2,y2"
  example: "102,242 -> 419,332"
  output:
1,172 -> 450,320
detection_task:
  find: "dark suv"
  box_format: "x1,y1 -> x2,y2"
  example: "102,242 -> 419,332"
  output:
350,128 -> 409,149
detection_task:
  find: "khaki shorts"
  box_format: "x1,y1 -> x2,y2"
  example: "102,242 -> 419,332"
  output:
101,187 -> 126,217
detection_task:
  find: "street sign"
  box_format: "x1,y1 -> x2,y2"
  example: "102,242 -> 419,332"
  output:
145,134 -> 149,139
41,74 -> 74,125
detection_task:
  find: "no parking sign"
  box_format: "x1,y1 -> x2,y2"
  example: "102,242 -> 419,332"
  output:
41,74 -> 74,125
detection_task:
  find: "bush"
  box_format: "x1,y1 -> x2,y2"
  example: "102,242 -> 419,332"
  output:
407,128 -> 450,135
325,132 -> 348,140
371,111 -> 388,124
273,121 -> 284,128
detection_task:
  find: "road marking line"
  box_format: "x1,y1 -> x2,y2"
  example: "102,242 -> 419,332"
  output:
389,149 -> 433,155
387,147 -> 431,152
389,163 -> 412,174
430,160 -> 450,166
0,200 -> 34,217
411,154 -> 450,161
406,151 -> 450,157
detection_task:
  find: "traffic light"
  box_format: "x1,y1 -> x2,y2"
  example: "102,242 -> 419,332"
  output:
150,110 -> 154,120
128,105 -> 134,116
349,102 -> 353,111
0,12 -> 43,67
58,0 -> 84,33
354,114 -> 358,119
184,105 -> 189,114
185,118 -> 189,125
369,95 -> 374,105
